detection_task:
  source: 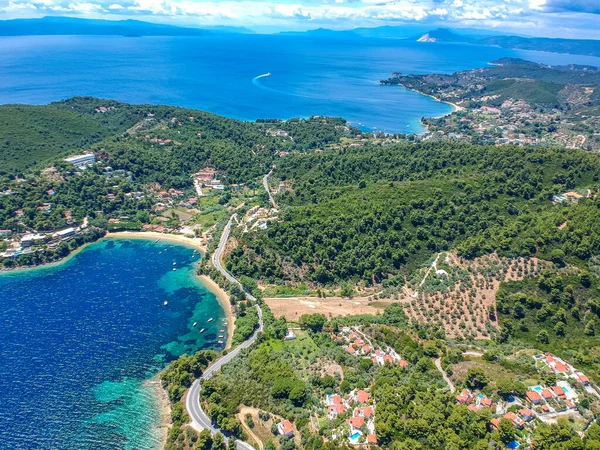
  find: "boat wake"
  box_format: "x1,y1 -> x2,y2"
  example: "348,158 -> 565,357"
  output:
251,72 -> 313,99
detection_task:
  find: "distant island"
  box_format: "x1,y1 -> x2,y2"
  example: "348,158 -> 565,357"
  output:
413,27 -> 600,58
381,57 -> 600,150
0,16 -> 253,37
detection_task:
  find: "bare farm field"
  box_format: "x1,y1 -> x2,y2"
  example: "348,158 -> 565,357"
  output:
265,296 -> 392,322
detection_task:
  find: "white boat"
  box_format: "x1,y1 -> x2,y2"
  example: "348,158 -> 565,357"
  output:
173,268 -> 176,271
164,301 -> 168,306
220,329 -> 224,333
200,328 -> 205,333
218,340 -> 224,344
218,335 -> 224,338
207,318 -> 213,322
193,322 -> 197,327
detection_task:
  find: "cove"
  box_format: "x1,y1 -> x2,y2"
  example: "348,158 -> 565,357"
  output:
0,238 -> 226,449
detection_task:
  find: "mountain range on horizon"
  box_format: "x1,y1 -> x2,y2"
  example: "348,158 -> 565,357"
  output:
1,17 -> 599,58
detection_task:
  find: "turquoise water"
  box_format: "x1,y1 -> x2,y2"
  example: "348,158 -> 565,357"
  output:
0,238 -> 225,449
1,35 -> 599,134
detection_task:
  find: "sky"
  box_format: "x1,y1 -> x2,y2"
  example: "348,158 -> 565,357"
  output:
1,0 -> 600,38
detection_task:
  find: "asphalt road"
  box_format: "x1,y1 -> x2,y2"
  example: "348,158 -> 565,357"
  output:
186,214 -> 263,449
262,170 -> 277,208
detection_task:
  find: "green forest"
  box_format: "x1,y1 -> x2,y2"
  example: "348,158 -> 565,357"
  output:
227,142 -> 600,285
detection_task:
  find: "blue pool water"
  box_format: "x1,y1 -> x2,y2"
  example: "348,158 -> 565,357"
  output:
1,34 -> 599,134
350,432 -> 362,440
532,386 -> 543,393
0,238 -> 225,449
507,440 -> 521,449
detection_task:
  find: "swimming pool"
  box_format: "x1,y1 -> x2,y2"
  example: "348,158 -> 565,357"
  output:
507,440 -> 521,449
532,385 -> 543,393
350,433 -> 361,440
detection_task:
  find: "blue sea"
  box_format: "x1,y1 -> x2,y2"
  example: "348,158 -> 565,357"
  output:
0,238 -> 225,449
1,34 -> 600,133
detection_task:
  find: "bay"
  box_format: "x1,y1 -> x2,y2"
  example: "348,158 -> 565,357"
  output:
1,34 -> 600,133
0,238 -> 225,450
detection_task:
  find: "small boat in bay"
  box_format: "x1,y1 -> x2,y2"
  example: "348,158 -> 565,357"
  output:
200,328 -> 205,333
193,322 -> 197,327
207,318 -> 213,322
164,301 -> 168,306
218,340 -> 224,344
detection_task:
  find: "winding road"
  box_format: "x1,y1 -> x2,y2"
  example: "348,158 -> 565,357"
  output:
262,170 -> 277,208
186,214 -> 263,449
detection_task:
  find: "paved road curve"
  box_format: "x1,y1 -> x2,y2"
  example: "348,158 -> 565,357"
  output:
262,170 -> 277,209
186,214 -> 263,450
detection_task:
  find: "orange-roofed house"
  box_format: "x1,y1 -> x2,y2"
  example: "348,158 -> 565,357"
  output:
362,345 -> 373,353
490,418 -> 501,430
345,346 -> 356,355
457,393 -> 470,404
399,360 -> 408,369
278,420 -> 294,438
355,390 -> 371,404
384,355 -> 393,364
526,391 -> 542,404
520,408 -> 535,422
577,375 -> 590,386
504,412 -> 524,429
347,416 -> 365,431
565,400 -> 576,409
355,406 -> 374,418
541,389 -> 554,400
551,386 -> 566,399
328,394 -> 342,406
554,362 -> 568,373
328,404 -> 347,419
468,405 -> 480,413
479,397 -> 493,408
367,434 -> 378,445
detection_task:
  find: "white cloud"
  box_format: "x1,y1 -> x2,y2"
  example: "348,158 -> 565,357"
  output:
1,0 -> 599,38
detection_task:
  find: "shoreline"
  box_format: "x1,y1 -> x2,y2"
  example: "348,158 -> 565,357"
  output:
106,231 -> 207,253
144,375 -> 172,450
199,274 -> 235,350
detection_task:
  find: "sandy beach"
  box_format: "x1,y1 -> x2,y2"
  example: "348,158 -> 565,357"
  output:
106,231 -> 207,252
199,274 -> 235,350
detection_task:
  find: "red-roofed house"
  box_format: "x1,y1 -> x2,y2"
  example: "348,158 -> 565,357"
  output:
526,391 -> 542,404
347,416 -> 365,430
328,395 -> 342,406
554,362 -> 568,373
541,389 -> 554,400
355,406 -> 374,418
355,390 -> 371,404
479,397 -> 493,408
278,420 -> 294,437
399,360 -> 408,369
468,405 -> 480,413
577,375 -> 590,386
367,434 -> 378,445
328,404 -> 347,419
362,345 -> 373,353
384,355 -> 393,364
565,400 -> 576,409
345,346 -> 356,355
490,419 -> 501,430
519,408 -> 535,422
551,386 -> 566,399
504,412 -> 524,429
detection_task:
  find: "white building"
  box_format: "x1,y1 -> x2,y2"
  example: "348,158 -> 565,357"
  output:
65,153 -> 96,168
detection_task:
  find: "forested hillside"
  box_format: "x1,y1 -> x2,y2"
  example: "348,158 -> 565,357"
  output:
228,142 -> 600,285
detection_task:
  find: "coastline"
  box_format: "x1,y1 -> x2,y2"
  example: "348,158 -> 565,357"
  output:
106,231 -> 207,252
198,274 -> 235,350
144,375 -> 172,450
